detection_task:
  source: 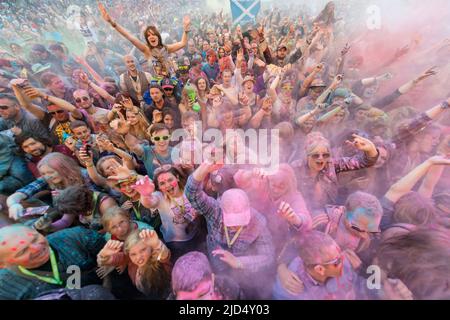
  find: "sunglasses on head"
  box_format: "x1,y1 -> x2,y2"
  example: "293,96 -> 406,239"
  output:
0,105 -> 11,110
49,110 -> 65,115
153,164 -> 173,176
309,152 -> 331,160
75,96 -> 90,103
152,135 -> 170,141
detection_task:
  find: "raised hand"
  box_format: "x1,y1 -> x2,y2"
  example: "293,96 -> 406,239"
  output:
131,175 -> 155,196
314,62 -> 325,73
346,134 -> 377,154
183,15 -> 191,33
377,72 -> 394,82
107,163 -> 135,181
277,201 -> 302,226
98,240 -> 123,266
236,48 -> 244,63
96,135 -> 115,152
79,71 -> 90,85
98,1 -> 113,23
341,43 -> 351,56
22,87 -> 43,100
139,229 -> 160,249
394,45 -> 410,60
238,92 -> 249,106
414,66 -> 438,84
121,97 -> 135,110
109,111 -> 130,135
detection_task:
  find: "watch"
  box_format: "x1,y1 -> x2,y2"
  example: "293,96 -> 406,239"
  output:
441,101 -> 449,109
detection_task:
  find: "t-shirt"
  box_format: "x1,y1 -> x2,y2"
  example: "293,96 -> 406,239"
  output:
139,145 -> 174,179
153,191 -> 199,243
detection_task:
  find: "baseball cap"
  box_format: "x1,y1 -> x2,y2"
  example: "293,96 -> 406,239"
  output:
220,189 -> 251,227
161,78 -> 174,89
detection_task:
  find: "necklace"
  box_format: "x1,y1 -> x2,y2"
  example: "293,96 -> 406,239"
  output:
18,247 -> 62,285
224,225 -> 243,249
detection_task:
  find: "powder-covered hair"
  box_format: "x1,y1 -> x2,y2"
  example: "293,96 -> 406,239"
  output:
393,192 -> 436,226
172,251 -> 212,294
376,226 -> 450,299
37,152 -> 83,189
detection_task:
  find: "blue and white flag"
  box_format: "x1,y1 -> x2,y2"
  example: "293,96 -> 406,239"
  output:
230,0 -> 261,25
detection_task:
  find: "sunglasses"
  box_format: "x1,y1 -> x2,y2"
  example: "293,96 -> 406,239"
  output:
163,87 -> 174,91
75,96 -> 90,103
178,65 -> 189,71
322,255 -> 343,267
152,135 -> 170,141
309,153 -> 331,160
351,225 -> 380,235
0,105 -> 11,110
49,110 -> 65,115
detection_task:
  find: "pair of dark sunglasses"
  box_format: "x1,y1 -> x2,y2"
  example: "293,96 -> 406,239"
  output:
0,105 -> 11,110
351,225 -> 380,235
49,110 -> 65,115
75,96 -> 90,103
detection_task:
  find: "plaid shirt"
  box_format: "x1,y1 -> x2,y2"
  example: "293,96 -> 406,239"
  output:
185,175 -> 275,274
16,177 -> 49,199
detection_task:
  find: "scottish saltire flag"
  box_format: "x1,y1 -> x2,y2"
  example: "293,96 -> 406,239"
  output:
230,0 -> 261,25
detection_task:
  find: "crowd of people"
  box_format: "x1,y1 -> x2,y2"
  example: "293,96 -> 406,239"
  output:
0,0 -> 449,300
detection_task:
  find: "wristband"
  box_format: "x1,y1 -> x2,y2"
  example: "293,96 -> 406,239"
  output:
111,21 -> 117,28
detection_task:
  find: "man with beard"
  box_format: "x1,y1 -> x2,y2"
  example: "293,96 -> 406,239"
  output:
119,55 -> 152,107
14,132 -> 74,178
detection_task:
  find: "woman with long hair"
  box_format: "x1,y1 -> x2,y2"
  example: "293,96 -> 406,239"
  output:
97,229 -> 172,299
132,165 -> 205,262
291,132 -> 379,212
126,106 -> 151,143
6,153 -> 86,221
98,2 -> 191,77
